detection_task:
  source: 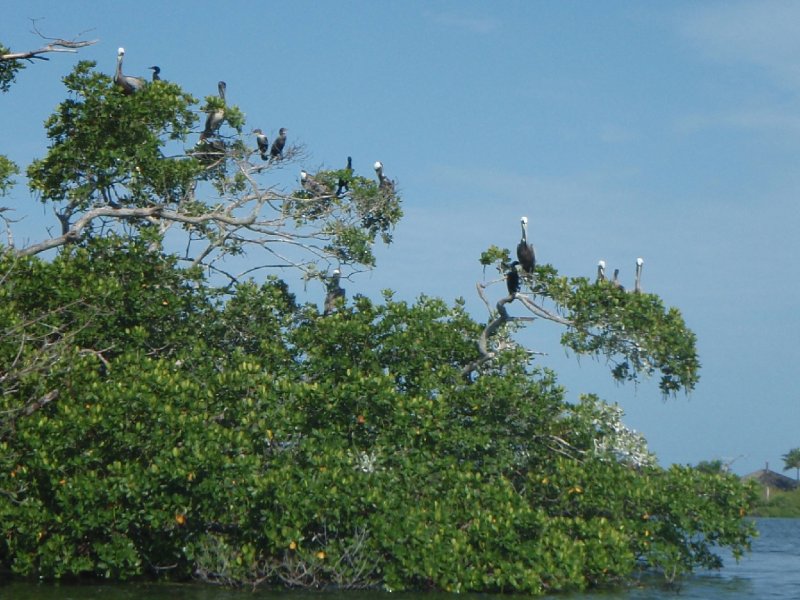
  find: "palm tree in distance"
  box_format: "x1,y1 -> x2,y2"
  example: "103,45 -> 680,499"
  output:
782,448 -> 800,481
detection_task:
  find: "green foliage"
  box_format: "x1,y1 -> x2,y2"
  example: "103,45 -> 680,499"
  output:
0,242 -> 756,593
27,61 -> 199,218
286,170 -> 403,266
18,61 -> 401,272
751,488 -> 800,518
0,47 -> 747,595
0,43 -> 25,93
482,253 -> 700,395
0,154 -> 19,196
694,459 -> 727,475
782,447 -> 800,480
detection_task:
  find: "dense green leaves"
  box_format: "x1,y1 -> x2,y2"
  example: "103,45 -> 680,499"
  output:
0,43 -> 25,93
0,155 -> 18,196
0,47 -> 750,594
27,61 -> 199,220
0,240 -> 756,592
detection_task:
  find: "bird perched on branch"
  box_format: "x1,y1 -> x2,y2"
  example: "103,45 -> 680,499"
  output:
516,216 -> 535,275
506,261 -> 521,296
611,268 -> 625,291
634,257 -> 644,293
300,170 -> 330,197
149,65 -> 161,81
323,269 -> 345,315
200,81 -> 226,141
337,156 -> 353,196
114,47 -> 145,94
252,129 -> 269,160
596,260 -> 606,282
270,127 -> 287,160
373,161 -> 395,193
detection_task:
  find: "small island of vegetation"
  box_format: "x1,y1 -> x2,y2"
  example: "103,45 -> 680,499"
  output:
0,37 -> 758,594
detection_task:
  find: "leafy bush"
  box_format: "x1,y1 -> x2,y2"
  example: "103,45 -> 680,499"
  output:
0,240 -> 757,593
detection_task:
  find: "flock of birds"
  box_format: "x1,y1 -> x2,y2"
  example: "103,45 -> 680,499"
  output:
596,257 -> 644,294
505,216 -> 643,297
313,159 -> 396,314
113,48 -> 398,316
113,47 -> 289,161
116,49 -> 647,316
300,158 -> 394,200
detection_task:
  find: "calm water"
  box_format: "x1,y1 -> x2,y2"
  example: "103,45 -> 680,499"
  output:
2,518 -> 797,599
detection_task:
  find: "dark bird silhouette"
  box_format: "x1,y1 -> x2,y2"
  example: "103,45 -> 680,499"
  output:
611,268 -> 625,291
270,127 -> 287,160
336,156 -> 353,196
506,261 -> 521,296
373,160 -> 395,193
252,129 -> 269,160
114,47 -> 146,94
200,81 -> 226,141
516,216 -> 536,274
149,66 -> 161,81
596,260 -> 606,282
324,269 -> 345,315
634,257 -> 644,293
300,170 -> 330,197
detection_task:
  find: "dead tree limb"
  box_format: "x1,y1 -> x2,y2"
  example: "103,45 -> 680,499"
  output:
0,21 -> 97,63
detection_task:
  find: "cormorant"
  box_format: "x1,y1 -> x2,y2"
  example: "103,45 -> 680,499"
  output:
516,216 -> 535,274
149,66 -> 161,81
252,129 -> 269,160
323,269 -> 345,315
634,257 -> 644,293
270,127 -> 287,160
612,268 -> 625,291
336,156 -> 353,196
373,160 -> 395,193
506,261 -> 521,296
114,47 -> 146,94
597,260 -> 606,282
200,81 -> 226,141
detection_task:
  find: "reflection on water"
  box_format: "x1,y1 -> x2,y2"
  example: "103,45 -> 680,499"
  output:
2,519 -> 798,600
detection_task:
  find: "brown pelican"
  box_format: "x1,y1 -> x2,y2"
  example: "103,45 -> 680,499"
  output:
516,216 -> 535,274
373,161 -> 395,193
323,269 -> 345,315
270,127 -> 287,160
634,257 -> 644,293
252,129 -> 269,160
596,260 -> 606,282
200,81 -> 226,141
300,170 -> 330,197
114,47 -> 146,94
506,261 -> 521,296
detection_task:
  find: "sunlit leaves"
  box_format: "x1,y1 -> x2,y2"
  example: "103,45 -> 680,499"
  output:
27,61 -> 199,220
0,43 -> 25,93
0,155 -> 18,196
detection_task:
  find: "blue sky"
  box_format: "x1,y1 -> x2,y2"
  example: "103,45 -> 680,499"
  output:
3,1 -> 798,476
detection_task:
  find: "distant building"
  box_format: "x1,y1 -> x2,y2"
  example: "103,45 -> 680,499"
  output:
742,462 -> 799,500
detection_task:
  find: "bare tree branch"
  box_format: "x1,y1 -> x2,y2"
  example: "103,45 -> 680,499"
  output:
1,21 -> 97,62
